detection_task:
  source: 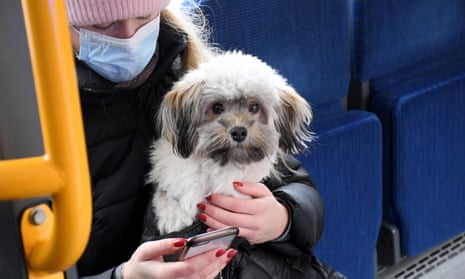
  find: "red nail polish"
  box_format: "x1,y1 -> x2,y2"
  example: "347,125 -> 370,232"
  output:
197,213 -> 207,222
227,250 -> 238,258
233,181 -> 243,187
216,249 -> 226,257
206,195 -> 212,201
173,239 -> 186,247
197,203 -> 206,211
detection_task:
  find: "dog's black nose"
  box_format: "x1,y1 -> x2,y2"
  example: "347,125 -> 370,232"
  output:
230,126 -> 248,142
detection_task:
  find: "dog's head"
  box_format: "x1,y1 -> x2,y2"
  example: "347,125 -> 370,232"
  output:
157,51 -> 313,166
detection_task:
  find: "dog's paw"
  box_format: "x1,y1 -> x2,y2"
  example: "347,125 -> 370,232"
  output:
154,192 -> 196,234
157,208 -> 196,234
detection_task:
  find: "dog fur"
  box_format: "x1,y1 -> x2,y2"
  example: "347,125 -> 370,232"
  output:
148,51 -> 313,234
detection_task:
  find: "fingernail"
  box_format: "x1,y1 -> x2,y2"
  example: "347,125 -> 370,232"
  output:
215,249 -> 226,257
233,181 -> 243,187
173,238 -> 186,247
206,195 -> 212,201
197,203 -> 206,211
227,249 -> 238,258
197,213 -> 207,222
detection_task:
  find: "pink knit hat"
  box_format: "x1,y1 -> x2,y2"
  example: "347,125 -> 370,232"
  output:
66,0 -> 171,26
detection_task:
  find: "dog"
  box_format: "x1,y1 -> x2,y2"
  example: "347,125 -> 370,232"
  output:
147,51 -> 313,234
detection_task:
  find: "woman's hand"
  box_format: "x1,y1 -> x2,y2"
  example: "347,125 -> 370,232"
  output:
123,238 -> 236,279
197,181 -> 289,244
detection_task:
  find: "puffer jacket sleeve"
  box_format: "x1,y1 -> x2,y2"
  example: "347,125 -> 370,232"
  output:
265,154 -> 325,253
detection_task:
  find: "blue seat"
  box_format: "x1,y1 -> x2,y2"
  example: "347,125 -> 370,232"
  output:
307,112 -> 382,278
197,0 -> 383,277
350,0 -> 465,257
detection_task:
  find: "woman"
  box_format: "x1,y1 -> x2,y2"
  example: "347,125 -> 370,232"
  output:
65,0 -> 328,278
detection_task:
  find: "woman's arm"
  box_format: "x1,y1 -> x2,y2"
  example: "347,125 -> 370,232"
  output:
80,238 -> 236,279
270,154 -> 325,252
273,182 -> 324,252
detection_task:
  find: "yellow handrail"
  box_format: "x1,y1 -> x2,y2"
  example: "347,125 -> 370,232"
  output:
0,0 -> 91,274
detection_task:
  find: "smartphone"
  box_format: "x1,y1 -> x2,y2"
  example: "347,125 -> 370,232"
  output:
178,226 -> 239,260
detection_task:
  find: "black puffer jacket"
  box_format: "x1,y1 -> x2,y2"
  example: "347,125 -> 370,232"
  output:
77,19 -> 332,279
76,21 -> 187,277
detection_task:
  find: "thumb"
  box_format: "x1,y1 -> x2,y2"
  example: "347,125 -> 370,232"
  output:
233,181 -> 272,198
134,238 -> 186,261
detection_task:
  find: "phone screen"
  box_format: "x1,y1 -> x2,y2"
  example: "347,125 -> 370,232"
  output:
178,227 -> 239,260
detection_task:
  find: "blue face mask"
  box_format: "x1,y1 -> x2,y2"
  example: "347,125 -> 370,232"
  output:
76,15 -> 160,83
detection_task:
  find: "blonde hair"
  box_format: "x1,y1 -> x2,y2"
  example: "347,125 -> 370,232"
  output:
161,3 -> 217,74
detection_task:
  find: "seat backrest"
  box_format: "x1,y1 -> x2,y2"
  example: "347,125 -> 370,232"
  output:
350,0 -> 465,82
198,0 -> 351,117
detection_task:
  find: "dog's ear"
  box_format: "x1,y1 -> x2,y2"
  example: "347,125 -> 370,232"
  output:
157,81 -> 204,158
275,85 -> 314,154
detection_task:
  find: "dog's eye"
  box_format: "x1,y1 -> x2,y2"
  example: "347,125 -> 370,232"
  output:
249,103 -> 260,114
212,103 -> 224,114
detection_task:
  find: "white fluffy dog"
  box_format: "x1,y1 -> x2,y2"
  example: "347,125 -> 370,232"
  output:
148,51 -> 313,234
